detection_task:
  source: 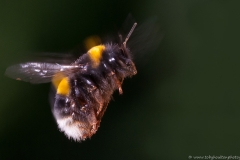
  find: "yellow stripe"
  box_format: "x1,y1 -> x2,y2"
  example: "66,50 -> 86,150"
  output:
52,73 -> 70,96
88,45 -> 105,67
57,77 -> 70,95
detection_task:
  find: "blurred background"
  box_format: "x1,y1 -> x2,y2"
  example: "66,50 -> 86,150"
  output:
1,0 -> 240,159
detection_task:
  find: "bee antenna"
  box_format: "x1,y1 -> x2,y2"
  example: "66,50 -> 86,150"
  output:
123,22 -> 137,48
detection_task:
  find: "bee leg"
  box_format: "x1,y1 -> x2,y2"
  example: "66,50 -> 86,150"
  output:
90,122 -> 99,135
115,77 -> 123,94
97,102 -> 103,115
87,109 -> 99,135
94,90 -> 104,116
118,86 -> 123,94
110,72 -> 123,94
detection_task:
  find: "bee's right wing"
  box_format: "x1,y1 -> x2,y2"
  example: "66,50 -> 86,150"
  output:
121,14 -> 163,67
5,62 -> 82,84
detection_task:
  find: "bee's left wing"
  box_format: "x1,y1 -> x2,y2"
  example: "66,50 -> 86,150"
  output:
5,62 -> 82,84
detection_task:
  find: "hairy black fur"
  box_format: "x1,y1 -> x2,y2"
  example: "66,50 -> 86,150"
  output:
52,44 -> 137,140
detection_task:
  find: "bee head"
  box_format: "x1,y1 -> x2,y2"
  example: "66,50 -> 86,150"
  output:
118,46 -> 137,76
119,22 -> 138,76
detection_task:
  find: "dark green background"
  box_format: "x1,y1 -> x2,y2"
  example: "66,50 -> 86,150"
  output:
1,0 -> 240,159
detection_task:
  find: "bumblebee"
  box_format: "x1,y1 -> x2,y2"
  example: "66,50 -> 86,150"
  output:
5,23 -> 137,141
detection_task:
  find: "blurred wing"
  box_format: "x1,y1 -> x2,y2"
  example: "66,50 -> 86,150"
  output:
5,62 -> 81,84
126,16 -> 163,67
33,52 -> 79,64
120,14 -> 137,40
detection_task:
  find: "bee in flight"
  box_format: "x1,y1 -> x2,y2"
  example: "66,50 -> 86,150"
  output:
5,23 -> 138,141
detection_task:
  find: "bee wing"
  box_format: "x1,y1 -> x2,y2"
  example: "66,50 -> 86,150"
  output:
122,15 -> 163,67
5,62 -> 81,84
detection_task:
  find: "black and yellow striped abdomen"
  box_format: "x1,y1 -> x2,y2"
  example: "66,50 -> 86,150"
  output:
52,44 -> 137,141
